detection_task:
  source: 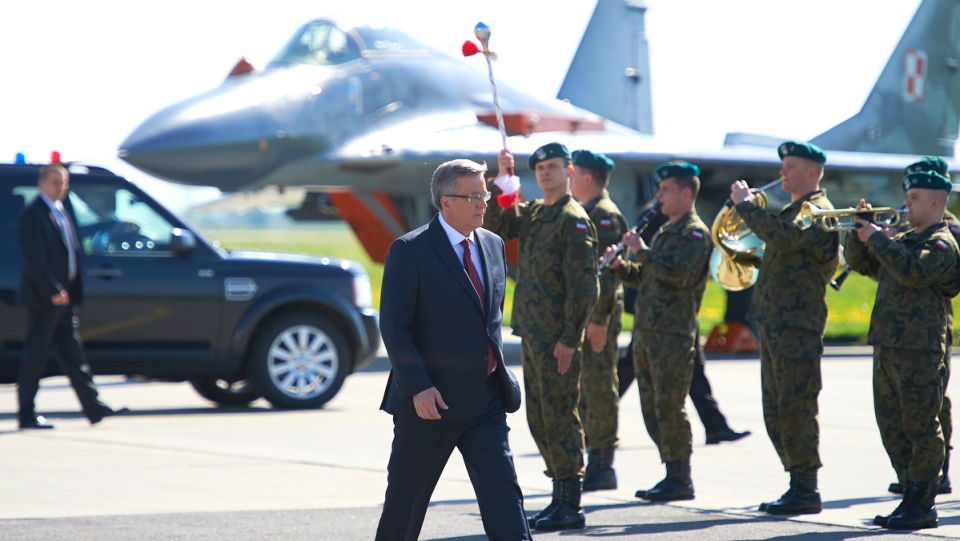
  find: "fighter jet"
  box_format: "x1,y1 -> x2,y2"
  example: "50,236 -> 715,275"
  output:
119,0 -> 960,265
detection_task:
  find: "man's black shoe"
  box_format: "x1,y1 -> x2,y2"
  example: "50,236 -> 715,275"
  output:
90,406 -> 130,425
19,415 -> 54,430
705,427 -> 752,445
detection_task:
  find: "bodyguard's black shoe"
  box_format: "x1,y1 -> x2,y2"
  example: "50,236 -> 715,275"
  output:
19,415 -> 54,430
705,427 -> 752,445
89,406 -> 130,425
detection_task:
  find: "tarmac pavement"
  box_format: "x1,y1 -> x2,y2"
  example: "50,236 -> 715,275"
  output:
0,332 -> 955,540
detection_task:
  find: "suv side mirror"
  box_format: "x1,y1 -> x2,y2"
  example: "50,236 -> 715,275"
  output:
170,228 -> 196,256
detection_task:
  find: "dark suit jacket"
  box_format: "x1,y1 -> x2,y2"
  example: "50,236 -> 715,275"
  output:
379,216 -> 520,421
18,196 -> 83,307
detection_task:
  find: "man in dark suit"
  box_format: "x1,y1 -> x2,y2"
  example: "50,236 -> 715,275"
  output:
376,159 -> 531,541
17,163 -> 125,430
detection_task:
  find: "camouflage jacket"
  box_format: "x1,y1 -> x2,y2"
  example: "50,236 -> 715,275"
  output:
845,220 -> 960,352
582,191 -> 628,326
735,189 -> 839,332
612,210 -> 712,337
484,192 -> 599,348
945,211 -> 960,335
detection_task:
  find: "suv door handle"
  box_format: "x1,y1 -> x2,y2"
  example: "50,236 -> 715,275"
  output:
88,267 -> 124,278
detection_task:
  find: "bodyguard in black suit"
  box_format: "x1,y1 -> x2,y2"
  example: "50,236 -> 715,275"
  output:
17,163 -> 124,430
376,159 -> 531,541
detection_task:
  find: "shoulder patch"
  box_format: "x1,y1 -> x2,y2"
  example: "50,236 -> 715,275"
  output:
575,222 -> 587,232
950,225 -> 960,236
690,230 -> 704,240
599,218 -> 612,228
935,239 -> 949,251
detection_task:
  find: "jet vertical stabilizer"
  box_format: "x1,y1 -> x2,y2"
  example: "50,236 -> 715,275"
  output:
557,0 -> 654,134
812,0 -> 960,157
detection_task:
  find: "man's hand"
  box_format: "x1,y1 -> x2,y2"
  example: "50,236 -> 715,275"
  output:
50,291 -> 69,306
586,323 -> 608,353
621,230 -> 646,252
730,180 -> 754,205
553,342 -> 575,375
853,198 -> 881,243
498,149 -> 515,177
412,387 -> 448,420
601,244 -> 622,270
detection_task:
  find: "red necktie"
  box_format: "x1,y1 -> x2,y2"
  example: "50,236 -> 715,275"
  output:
461,239 -> 496,375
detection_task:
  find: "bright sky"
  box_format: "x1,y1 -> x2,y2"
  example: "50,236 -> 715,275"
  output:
0,0 -> 925,210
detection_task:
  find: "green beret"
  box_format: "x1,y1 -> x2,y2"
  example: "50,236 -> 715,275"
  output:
777,141 -> 827,165
571,149 -> 615,171
654,161 -> 699,184
528,142 -> 571,169
904,156 -> 949,178
902,170 -> 951,192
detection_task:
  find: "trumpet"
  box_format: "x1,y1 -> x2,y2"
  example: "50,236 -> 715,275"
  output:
597,200 -> 661,276
798,203 -> 907,232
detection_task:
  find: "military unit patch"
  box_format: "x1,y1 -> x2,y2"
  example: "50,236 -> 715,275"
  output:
575,222 -> 587,232
599,218 -> 612,228
690,230 -> 704,240
935,239 -> 949,251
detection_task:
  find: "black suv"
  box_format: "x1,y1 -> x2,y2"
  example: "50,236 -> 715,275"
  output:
0,163 -> 380,409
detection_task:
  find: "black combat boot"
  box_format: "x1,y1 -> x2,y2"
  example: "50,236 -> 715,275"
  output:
641,459 -> 695,501
886,481 -> 938,530
527,479 -> 559,529
764,469 -> 822,515
873,494 -> 907,527
582,448 -> 617,491
534,478 -> 586,531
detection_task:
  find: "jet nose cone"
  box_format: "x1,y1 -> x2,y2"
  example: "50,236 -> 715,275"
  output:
119,89 -> 274,190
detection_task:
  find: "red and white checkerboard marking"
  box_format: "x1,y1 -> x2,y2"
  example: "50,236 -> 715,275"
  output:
903,48 -> 927,103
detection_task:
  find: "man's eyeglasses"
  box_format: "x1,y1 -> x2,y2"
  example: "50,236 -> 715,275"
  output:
444,192 -> 492,204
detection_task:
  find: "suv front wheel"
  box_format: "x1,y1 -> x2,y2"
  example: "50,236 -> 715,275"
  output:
248,312 -> 351,409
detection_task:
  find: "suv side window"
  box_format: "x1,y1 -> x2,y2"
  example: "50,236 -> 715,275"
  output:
66,185 -> 177,256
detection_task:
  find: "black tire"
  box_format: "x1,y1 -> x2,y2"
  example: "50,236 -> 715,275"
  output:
247,312 -> 351,409
189,377 -> 262,406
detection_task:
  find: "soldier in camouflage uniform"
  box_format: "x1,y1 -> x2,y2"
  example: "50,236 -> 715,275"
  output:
569,149 -> 628,492
484,143 -> 599,532
607,161 -> 713,502
886,157 -> 956,498
845,169 -> 960,530
729,141 -> 839,515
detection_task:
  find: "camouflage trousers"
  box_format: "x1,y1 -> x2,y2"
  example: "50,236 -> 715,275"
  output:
875,345 -> 945,483
521,337 -> 585,480
633,329 -> 695,462
758,325 -> 823,471
578,303 -> 623,450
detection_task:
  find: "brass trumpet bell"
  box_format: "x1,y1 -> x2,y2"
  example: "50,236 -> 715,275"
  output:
798,202 -> 905,232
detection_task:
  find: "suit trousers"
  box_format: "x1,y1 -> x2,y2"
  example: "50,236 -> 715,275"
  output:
18,305 -> 108,421
375,377 -> 531,541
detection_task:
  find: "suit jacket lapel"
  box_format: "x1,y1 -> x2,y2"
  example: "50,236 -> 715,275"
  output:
429,217 -> 484,312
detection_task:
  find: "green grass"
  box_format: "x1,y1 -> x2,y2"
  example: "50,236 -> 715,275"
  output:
199,222 -> 948,343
